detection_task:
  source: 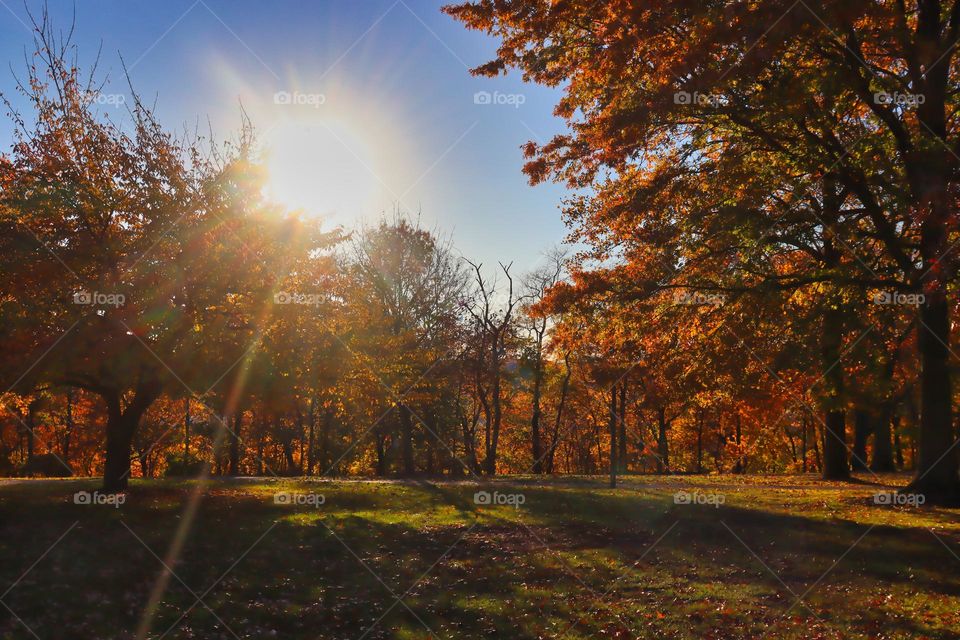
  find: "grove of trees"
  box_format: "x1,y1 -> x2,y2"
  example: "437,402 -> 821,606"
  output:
2,4 -> 959,504
443,0 -> 960,504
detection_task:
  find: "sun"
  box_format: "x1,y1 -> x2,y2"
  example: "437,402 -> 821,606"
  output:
263,117 -> 382,220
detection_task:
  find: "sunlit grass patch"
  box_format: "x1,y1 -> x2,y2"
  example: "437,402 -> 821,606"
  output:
2,475 -> 959,639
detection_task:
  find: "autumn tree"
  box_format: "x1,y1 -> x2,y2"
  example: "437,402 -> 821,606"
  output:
447,0 -> 960,501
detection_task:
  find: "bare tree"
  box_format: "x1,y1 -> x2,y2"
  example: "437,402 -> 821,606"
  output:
463,260 -> 525,476
522,248 -> 566,473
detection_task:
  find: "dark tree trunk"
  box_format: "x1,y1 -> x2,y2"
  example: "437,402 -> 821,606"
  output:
905,70 -> 960,501
732,413 -> 744,474
399,403 -> 415,476
461,414 -> 479,475
893,413 -> 905,470
531,355 -> 544,474
821,304 -> 849,480
713,413 -> 723,473
636,413 -> 646,473
25,399 -> 38,463
256,428 -> 265,476
275,415 -> 295,474
872,404 -> 896,472
184,397 -> 190,457
102,380 -> 161,492
375,430 -> 388,477
297,407 -> 305,469
696,409 -> 704,474
484,373 -> 503,476
608,386 -> 617,488
812,420 -> 822,473
801,416 -> 808,473
103,402 -> 135,491
426,433 -> 436,475
228,412 -> 242,476
320,406 -> 333,474
820,175 -> 849,480
909,290 -> 959,501
617,383 -> 628,472
546,353 -> 571,474
306,397 -> 316,475
656,407 -> 669,473
63,389 -> 74,464
852,409 -> 872,472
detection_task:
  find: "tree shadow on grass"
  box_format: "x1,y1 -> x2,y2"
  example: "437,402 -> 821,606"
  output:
1,480 -> 960,639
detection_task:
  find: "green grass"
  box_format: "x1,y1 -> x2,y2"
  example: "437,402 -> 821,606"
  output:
1,474 -> 959,639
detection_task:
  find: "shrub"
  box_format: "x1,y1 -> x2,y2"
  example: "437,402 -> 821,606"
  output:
20,453 -> 73,477
164,452 -> 208,477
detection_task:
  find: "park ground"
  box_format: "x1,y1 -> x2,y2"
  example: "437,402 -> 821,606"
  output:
1,474 -> 959,639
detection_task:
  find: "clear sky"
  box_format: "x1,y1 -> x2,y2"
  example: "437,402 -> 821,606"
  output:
0,0 -> 572,271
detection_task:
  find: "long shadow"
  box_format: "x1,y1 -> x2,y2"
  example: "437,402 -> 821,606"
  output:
2,480 -> 959,639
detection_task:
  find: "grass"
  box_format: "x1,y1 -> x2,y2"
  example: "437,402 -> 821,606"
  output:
1,473 -> 959,639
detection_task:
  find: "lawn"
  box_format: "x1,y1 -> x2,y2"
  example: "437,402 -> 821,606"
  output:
1,474 -> 959,639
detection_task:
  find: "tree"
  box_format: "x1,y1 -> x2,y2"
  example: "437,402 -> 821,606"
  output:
347,215 -> 468,476
0,17 -> 336,489
464,260 -> 524,475
522,248 -> 566,473
446,0 -> 960,502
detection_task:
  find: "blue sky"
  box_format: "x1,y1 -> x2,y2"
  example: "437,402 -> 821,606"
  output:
0,0 -> 571,270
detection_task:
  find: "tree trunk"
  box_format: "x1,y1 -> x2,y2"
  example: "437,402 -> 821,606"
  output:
733,413 -> 744,474
617,383 -> 628,473
893,413 -> 905,470
63,389 -> 74,464
696,409 -> 704,474
320,406 -> 333,474
531,355 -> 544,474
306,397 -> 316,475
102,381 -> 160,492
821,303 -> 849,479
184,397 -> 190,457
871,403 -> 895,472
485,373 -> 503,476
25,399 -> 39,463
228,412 -> 242,476
905,76 -> 959,501
399,403 -> 415,476
801,416 -> 808,473
714,413 -> 723,473
909,288 -> 959,501
812,419 -> 822,473
656,407 -> 669,473
608,386 -> 617,488
546,353 -> 571,474
461,413 -> 479,475
852,409 -> 872,471
256,431 -> 265,476
820,175 -> 849,480
103,406 -> 137,491
375,431 -> 387,476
